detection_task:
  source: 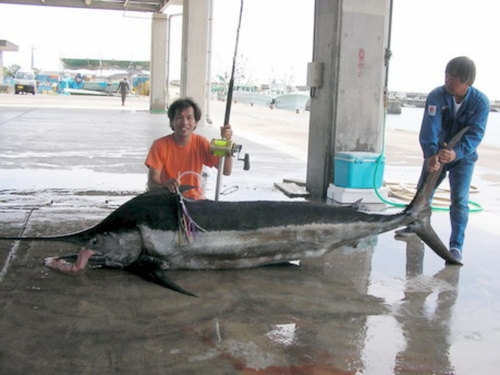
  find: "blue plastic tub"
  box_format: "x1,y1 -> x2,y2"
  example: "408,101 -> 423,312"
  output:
334,152 -> 385,188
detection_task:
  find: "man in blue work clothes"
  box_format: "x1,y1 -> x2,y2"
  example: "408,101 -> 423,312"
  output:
396,56 -> 490,263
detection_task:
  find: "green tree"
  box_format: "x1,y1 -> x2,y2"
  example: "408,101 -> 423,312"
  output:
2,64 -> 21,78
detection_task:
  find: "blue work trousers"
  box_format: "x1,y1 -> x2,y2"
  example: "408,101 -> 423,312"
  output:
417,156 -> 477,252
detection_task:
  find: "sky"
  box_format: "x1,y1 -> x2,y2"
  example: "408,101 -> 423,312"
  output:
0,0 -> 499,99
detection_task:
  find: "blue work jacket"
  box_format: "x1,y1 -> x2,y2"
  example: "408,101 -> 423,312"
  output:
419,85 -> 490,160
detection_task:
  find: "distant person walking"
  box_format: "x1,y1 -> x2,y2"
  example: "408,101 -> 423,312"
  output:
117,78 -> 130,106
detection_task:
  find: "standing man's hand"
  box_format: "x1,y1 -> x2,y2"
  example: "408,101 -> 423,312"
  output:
426,155 -> 441,173
437,148 -> 456,164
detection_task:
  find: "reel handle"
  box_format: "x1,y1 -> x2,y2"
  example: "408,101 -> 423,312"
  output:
239,152 -> 250,171
210,139 -> 250,170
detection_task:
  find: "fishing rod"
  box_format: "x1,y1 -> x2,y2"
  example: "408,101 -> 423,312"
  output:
223,0 -> 244,127
212,0 -> 249,201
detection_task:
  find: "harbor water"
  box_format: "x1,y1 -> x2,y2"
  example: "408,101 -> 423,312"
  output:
386,107 -> 500,147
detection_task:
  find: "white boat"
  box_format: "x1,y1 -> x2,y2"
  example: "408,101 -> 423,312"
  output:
274,92 -> 310,111
262,87 -> 286,104
63,88 -> 107,96
83,81 -> 119,94
232,85 -> 273,107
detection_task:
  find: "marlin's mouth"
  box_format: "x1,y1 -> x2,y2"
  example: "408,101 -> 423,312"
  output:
44,248 -> 99,272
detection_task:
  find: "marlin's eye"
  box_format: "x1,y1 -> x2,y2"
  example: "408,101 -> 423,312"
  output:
91,237 -> 98,245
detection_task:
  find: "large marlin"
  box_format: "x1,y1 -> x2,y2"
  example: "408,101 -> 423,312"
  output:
0,129 -> 467,296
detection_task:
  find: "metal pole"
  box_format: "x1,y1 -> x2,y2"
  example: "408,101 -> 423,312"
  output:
215,0 -> 244,201
206,0 -> 214,125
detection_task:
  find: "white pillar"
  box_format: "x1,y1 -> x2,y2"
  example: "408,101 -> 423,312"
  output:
180,0 -> 210,124
0,51 -> 3,85
150,13 -> 168,111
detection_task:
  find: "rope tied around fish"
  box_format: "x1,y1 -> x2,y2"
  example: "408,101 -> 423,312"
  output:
175,171 -> 207,246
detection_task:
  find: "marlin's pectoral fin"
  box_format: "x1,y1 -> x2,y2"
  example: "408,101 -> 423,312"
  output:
125,256 -> 198,297
408,220 -> 463,266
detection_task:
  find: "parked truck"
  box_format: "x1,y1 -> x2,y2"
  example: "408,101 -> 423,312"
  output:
14,69 -> 37,95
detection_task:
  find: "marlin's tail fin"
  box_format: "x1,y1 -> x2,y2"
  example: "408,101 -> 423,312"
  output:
403,126 -> 470,265
405,207 -> 462,265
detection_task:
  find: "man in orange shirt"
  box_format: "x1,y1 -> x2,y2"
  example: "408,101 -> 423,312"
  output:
145,97 -> 233,200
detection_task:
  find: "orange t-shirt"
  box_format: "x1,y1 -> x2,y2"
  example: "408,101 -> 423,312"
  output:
145,133 -> 220,199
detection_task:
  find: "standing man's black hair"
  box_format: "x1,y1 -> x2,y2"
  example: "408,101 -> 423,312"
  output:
445,56 -> 476,85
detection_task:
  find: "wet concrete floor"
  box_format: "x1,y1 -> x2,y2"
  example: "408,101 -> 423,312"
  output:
1,94 -> 500,374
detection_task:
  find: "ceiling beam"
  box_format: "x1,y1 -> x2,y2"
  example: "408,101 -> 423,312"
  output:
0,0 -> 172,13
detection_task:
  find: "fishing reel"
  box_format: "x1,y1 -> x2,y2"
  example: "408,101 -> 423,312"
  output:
210,138 -> 250,170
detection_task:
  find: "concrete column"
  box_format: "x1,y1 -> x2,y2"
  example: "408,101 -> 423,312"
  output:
307,0 -> 390,199
0,51 -> 3,84
180,0 -> 210,124
150,13 -> 168,111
